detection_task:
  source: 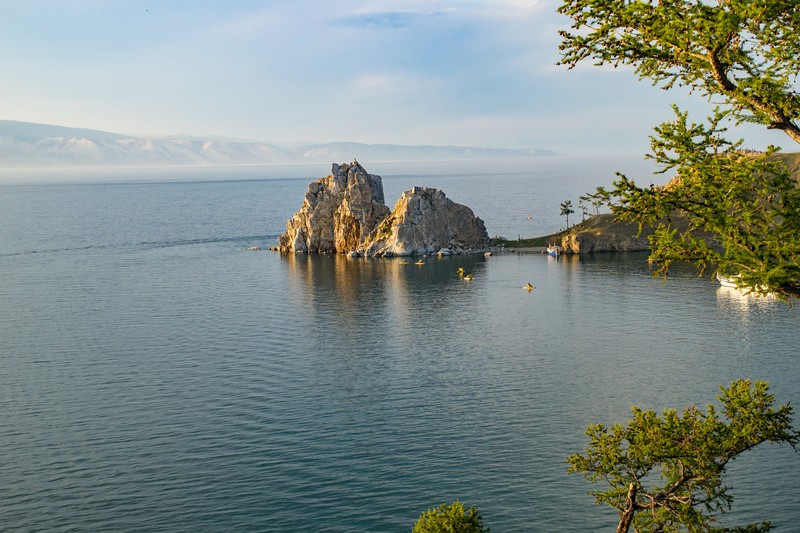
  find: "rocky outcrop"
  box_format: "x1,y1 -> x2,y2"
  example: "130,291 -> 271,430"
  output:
276,162 -> 390,253
276,162 -> 489,256
560,214 -> 652,253
364,187 -> 489,256
558,212 -> 719,253
561,231 -> 651,253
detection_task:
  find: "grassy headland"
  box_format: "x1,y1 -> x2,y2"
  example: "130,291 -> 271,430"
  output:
491,214 -> 651,252
493,151 -> 800,252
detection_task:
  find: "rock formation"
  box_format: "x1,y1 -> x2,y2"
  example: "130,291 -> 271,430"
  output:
559,214 -> 651,253
364,187 -> 488,256
276,162 -> 489,256
276,162 -> 390,253
558,212 -> 719,253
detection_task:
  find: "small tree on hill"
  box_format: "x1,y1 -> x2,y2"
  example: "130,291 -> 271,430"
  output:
412,501 -> 489,533
578,198 -> 589,222
581,188 -> 607,216
567,380 -> 800,533
560,200 -> 575,229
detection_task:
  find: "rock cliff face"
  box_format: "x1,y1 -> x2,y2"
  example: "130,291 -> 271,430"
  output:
276,162 -> 489,256
560,214 -> 651,253
558,212 -> 718,253
276,162 -> 390,253
364,187 -> 488,256
561,231 -> 651,253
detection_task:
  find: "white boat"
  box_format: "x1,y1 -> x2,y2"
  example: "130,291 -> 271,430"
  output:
718,274 -> 739,288
717,273 -> 774,300
547,244 -> 561,257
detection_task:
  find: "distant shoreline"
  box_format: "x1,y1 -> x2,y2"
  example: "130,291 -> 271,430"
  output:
501,246 -> 549,253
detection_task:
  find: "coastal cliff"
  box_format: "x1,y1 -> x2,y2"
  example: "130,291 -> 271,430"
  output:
276,162 -> 489,256
559,214 -> 652,253
556,152 -> 800,253
556,212 -> 719,254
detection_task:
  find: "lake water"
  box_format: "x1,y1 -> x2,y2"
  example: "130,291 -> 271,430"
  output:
1,158 -> 799,531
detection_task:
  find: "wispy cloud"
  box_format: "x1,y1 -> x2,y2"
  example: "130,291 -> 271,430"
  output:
331,10 -> 446,29
2,0 -> 744,155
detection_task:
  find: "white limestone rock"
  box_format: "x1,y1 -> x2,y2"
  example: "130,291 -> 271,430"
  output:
277,161 -> 389,253
277,163 -> 489,257
363,186 -> 488,257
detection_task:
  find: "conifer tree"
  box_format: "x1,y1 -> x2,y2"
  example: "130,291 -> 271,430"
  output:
559,0 -> 800,299
568,380 -> 800,532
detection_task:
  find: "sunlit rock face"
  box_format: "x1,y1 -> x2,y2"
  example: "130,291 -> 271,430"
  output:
364,186 -> 488,257
558,212 -> 712,253
276,161 -> 390,253
276,162 -> 488,256
561,231 -> 651,253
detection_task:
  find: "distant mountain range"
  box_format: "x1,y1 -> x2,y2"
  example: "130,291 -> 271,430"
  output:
0,120 -> 557,168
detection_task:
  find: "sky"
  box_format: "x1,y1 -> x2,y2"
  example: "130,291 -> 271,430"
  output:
0,0 -> 791,156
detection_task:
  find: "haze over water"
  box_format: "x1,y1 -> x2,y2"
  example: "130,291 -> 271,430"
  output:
1,159 -> 798,531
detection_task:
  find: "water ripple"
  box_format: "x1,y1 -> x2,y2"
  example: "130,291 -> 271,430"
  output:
2,176 -> 799,532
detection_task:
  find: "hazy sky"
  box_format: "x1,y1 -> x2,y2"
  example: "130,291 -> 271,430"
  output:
0,0 -> 789,155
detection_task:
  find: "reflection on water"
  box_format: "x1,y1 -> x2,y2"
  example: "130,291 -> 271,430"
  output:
716,285 -> 780,315
282,252 -> 489,302
715,286 -> 782,354
281,253 -> 492,345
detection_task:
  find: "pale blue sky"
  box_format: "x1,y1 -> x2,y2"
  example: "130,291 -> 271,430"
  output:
0,0 -> 788,155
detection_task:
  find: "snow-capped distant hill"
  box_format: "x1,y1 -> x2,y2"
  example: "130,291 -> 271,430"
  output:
296,141 -> 556,162
0,120 -> 557,168
0,121 -> 298,167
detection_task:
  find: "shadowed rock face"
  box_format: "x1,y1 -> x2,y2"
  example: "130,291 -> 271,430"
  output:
276,162 -> 489,256
560,214 -> 651,253
561,231 -> 651,253
558,212 -> 718,253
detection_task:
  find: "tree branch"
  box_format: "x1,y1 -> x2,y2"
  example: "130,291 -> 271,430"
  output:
705,46 -> 800,143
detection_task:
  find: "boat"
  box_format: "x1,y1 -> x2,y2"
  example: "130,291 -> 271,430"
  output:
547,244 -> 561,257
718,274 -> 739,288
716,274 -> 774,299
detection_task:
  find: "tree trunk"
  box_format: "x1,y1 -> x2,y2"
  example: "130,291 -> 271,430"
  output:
706,48 -> 800,147
778,123 -> 800,146
616,483 -> 637,533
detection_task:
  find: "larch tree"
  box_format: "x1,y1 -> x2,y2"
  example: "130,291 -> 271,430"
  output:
411,501 -> 489,533
561,199 -> 576,228
558,0 -> 800,299
567,380 -> 800,532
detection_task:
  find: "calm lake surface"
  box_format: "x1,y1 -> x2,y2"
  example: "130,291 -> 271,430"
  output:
1,158 -> 799,531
